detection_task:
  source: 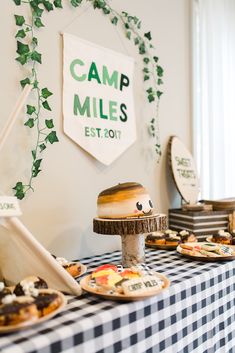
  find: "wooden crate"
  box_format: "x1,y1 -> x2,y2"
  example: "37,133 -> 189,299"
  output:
168,208 -> 231,240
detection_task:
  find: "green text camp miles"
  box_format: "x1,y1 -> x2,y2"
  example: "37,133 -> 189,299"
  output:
70,59 -> 130,122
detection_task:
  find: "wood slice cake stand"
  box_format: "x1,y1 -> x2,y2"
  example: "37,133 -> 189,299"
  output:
93,214 -> 167,267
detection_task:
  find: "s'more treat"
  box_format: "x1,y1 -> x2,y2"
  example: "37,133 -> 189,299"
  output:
97,182 -> 153,219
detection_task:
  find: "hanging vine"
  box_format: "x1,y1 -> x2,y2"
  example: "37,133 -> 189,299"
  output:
12,0 -> 164,199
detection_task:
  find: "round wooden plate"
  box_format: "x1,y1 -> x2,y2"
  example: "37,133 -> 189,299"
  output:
0,289 -> 67,334
177,243 -> 235,262
80,272 -> 170,301
145,241 -> 177,251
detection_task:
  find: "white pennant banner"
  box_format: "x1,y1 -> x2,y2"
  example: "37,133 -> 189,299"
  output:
63,33 -> 136,165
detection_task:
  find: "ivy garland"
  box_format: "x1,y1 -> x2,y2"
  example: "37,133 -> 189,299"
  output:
12,0 -> 164,200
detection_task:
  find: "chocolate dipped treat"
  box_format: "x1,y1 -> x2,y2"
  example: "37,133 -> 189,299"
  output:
14,276 -> 48,297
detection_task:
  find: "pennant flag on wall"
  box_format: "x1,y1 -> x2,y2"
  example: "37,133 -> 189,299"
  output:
63,33 -> 137,165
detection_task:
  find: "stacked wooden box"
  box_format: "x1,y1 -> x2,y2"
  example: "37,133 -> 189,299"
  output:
168,208 -> 231,240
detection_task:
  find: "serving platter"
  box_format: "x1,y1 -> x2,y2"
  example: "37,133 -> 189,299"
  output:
0,289 -> 66,333
80,272 -> 170,301
177,243 -> 235,262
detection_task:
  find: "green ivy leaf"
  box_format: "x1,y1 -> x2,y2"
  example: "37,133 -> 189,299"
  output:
139,42 -> 145,54
33,80 -> 39,88
15,29 -> 26,39
14,15 -> 25,26
46,131 -> 59,144
34,17 -> 44,28
26,105 -> 36,115
43,0 -> 53,11
42,100 -> 51,111
20,77 -> 30,88
31,51 -> 42,64
134,37 -> 139,45
45,119 -> 54,128
144,31 -> 152,41
102,7 -> 110,14
33,159 -> 42,169
143,68 -> 149,73
32,37 -> 38,46
41,87 -> 53,99
148,94 -> 155,103
54,0 -> 62,7
146,87 -> 153,94
153,56 -> 159,63
111,17 -> 118,25
24,118 -> 34,128
39,143 -> 46,152
125,23 -> 129,29
137,21 -> 141,29
17,41 -> 30,55
70,0 -> 82,7
33,8 -> 44,17
156,91 -> 163,98
13,182 -> 25,200
93,0 -> 105,9
144,75 -> 150,81
13,0 -> 21,5
156,65 -> 164,77
13,181 -> 24,191
32,150 -> 36,160
126,31 -> 131,40
16,54 -> 28,65
157,78 -> 163,85
143,57 -> 150,64
32,159 -> 42,177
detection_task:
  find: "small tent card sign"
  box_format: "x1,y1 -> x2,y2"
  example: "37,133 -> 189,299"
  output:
63,33 -> 137,165
0,196 -> 22,217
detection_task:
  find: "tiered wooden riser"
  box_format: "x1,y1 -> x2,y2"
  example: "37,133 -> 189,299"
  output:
93,214 -> 167,267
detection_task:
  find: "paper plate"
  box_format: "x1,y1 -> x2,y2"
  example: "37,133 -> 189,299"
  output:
80,272 -> 170,301
0,289 -> 67,334
177,243 -> 235,262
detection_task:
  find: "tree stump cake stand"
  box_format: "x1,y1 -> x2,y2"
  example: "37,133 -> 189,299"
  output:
93,214 -> 167,267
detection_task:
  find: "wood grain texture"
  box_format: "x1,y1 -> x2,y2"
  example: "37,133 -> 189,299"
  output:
93,214 -> 167,235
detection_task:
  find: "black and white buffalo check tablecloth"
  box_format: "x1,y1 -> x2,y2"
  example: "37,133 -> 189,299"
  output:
0,249 -> 235,353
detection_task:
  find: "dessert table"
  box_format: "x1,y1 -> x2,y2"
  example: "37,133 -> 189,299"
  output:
0,248 -> 235,353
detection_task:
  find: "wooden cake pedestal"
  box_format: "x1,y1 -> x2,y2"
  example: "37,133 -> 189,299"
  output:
93,214 -> 167,267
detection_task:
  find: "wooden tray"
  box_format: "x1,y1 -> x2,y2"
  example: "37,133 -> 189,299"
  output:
177,243 -> 235,262
0,289 -> 67,333
80,272 -> 170,301
145,241 -> 177,250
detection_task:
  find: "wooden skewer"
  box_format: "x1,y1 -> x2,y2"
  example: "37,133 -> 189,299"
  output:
0,84 -> 32,153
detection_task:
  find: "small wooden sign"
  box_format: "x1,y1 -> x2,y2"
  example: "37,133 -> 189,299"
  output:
168,136 -> 200,204
0,196 -> 22,217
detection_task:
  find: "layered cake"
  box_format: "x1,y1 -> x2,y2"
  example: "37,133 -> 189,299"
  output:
97,182 -> 153,219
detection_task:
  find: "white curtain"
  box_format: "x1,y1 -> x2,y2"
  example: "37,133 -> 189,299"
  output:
193,0 -> 235,199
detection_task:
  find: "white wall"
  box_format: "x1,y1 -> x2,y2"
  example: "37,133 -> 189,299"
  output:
0,0 -> 191,260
